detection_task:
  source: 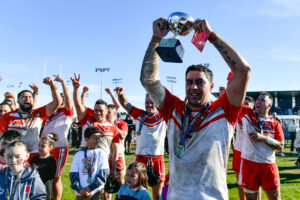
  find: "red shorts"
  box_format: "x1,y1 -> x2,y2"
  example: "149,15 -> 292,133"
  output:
109,156 -> 126,174
232,149 -> 242,173
241,159 -> 280,191
28,153 -> 39,163
50,147 -> 69,177
135,155 -> 165,183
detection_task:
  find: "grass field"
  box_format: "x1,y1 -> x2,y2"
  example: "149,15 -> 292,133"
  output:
61,144 -> 300,200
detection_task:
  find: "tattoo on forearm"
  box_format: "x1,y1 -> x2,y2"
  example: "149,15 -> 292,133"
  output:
214,39 -> 237,69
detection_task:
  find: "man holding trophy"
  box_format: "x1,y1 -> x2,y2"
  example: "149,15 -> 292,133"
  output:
140,13 -> 251,200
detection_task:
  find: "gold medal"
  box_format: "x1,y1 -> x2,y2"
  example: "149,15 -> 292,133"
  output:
87,177 -> 92,183
137,130 -> 141,136
175,144 -> 185,157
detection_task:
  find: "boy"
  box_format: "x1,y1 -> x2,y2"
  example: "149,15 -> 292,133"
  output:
70,126 -> 110,200
0,130 -> 21,170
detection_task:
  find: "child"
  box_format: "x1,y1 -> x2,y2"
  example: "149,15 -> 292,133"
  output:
0,130 -> 21,170
30,133 -> 57,200
70,126 -> 109,200
115,162 -> 151,200
0,141 -> 47,199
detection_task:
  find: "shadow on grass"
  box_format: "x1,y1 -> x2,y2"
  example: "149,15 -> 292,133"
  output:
227,183 -> 239,189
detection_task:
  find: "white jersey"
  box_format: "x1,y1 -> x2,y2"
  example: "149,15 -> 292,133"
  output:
70,148 -> 109,195
41,107 -> 74,148
234,106 -> 249,152
240,107 -> 284,163
130,107 -> 167,156
159,89 -> 241,200
295,130 -> 300,148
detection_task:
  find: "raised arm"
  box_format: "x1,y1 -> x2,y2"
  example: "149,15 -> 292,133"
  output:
81,86 -> 89,108
194,20 -> 251,107
71,73 -> 86,121
43,77 -> 62,116
140,18 -> 169,110
29,83 -> 39,108
54,74 -> 73,111
115,87 -> 132,113
105,88 -> 120,111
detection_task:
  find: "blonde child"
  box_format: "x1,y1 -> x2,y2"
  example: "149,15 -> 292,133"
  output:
0,141 -> 47,199
30,134 -> 58,200
115,162 -> 151,200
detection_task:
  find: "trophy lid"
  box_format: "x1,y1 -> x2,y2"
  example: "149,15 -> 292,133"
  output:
168,12 -> 194,37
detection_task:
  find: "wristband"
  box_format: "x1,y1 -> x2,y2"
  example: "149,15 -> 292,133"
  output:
208,32 -> 218,43
51,85 -> 58,91
266,137 -> 279,146
33,91 -> 39,95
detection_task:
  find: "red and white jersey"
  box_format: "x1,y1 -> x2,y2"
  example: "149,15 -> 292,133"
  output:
240,107 -> 284,164
130,107 -> 167,156
159,89 -> 241,200
41,107 -> 74,148
80,108 -> 119,156
234,105 -> 249,152
114,119 -> 128,158
0,160 -> 6,171
0,106 -> 48,153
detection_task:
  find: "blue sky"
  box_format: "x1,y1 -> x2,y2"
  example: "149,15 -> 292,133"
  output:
0,0 -> 299,111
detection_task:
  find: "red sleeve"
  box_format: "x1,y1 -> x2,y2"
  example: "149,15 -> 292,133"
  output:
0,113 -> 9,133
80,108 -> 94,126
212,91 -> 242,125
274,120 -> 284,141
33,105 -> 48,120
63,107 -> 74,117
112,126 -> 120,143
158,87 -> 184,124
130,107 -> 145,120
118,120 -> 128,132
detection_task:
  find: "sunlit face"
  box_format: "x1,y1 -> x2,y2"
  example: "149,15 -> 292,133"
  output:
125,169 -> 139,189
106,107 -> 117,123
18,92 -> 33,112
145,96 -> 157,115
5,145 -> 29,174
255,94 -> 272,114
38,140 -> 52,156
185,71 -> 213,109
94,104 -> 108,122
0,104 -> 11,117
85,133 -> 101,149
244,99 -> 254,109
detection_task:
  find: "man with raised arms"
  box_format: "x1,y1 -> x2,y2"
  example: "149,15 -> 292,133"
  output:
116,87 -> 167,200
140,18 -> 251,199
71,73 -> 120,183
0,77 -> 61,162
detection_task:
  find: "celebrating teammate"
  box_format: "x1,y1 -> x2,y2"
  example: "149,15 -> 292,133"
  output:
139,17 -> 251,199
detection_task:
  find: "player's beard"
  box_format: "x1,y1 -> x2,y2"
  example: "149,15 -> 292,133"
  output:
20,103 -> 32,112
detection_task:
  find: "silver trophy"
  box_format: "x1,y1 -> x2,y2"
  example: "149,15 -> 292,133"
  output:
156,12 -> 194,63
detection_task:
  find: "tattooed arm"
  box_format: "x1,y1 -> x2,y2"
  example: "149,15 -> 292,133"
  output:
140,18 -> 169,109
194,19 -> 251,107
115,87 -> 133,113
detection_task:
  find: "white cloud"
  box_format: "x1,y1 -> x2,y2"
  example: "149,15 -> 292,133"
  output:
258,0 -> 300,17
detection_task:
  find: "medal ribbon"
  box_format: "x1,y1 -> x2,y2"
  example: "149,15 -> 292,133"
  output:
5,167 -> 25,200
138,112 -> 149,132
17,111 -> 32,133
84,148 -> 96,183
255,112 -> 265,134
179,103 -> 210,146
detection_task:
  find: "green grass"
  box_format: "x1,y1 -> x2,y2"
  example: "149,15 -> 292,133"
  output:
61,144 -> 300,200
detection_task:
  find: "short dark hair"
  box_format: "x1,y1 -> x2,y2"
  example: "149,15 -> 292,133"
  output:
0,130 -> 21,142
185,64 -> 213,83
17,90 -> 33,99
245,96 -> 255,105
108,104 -> 116,110
260,92 -> 273,105
95,99 -> 108,108
84,126 -> 101,139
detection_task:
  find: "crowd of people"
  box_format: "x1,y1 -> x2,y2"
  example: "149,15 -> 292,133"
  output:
0,18 -> 299,200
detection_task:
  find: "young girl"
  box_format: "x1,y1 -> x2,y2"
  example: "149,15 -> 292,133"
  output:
0,141 -> 47,199
30,133 -> 58,200
115,162 -> 151,200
